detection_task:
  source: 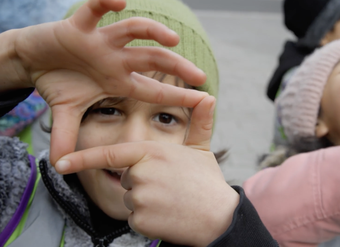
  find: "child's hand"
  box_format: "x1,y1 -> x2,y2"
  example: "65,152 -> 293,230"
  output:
56,95 -> 240,246
1,0 -> 207,165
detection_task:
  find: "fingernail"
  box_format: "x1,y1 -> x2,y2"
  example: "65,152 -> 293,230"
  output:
198,68 -> 205,74
198,69 -> 207,81
56,160 -> 71,173
169,29 -> 177,35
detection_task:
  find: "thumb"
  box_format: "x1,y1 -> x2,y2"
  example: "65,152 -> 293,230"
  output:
49,105 -> 83,165
184,95 -> 216,151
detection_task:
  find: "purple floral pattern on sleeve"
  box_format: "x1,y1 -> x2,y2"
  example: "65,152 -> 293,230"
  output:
0,90 -> 48,137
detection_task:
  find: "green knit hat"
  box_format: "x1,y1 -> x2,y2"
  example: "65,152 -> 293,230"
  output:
64,0 -> 219,98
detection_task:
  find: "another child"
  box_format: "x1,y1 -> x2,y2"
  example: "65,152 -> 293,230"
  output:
264,0 -> 340,159
267,0 -> 340,102
0,0 -> 277,246
244,40 -> 340,246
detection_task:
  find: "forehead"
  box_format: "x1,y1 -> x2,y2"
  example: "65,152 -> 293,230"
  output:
142,71 -> 187,88
95,72 -> 190,107
86,72 -> 193,113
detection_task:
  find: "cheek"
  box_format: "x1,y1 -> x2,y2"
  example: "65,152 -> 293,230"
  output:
76,122 -> 119,150
77,170 -> 95,183
77,170 -> 108,207
77,170 -> 98,197
328,95 -> 340,120
328,82 -> 340,108
321,84 -> 340,127
155,127 -> 188,144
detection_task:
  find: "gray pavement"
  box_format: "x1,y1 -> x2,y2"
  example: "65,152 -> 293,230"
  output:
183,0 -> 282,13
192,10 -> 293,185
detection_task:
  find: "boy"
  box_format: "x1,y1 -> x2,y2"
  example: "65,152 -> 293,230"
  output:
0,0 -> 277,246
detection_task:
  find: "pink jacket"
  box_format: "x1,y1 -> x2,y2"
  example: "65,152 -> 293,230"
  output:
243,146 -> 340,247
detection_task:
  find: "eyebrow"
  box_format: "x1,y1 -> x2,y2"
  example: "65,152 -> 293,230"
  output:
97,97 -> 128,107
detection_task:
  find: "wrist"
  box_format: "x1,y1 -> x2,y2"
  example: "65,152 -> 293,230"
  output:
195,184 -> 240,247
0,29 -> 32,92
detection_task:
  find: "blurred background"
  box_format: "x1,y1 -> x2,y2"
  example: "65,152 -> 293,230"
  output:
183,0 -> 281,12
181,0 -> 293,185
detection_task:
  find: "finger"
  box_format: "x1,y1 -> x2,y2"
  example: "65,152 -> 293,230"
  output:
71,0 -> 126,32
100,17 -> 179,48
122,47 -> 206,87
125,72 -> 208,108
123,190 -> 134,211
184,95 -> 215,151
54,141 -> 151,174
49,106 -> 83,166
121,167 -> 133,191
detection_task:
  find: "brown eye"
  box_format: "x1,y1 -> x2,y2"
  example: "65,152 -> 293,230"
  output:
154,113 -> 177,125
95,108 -> 120,116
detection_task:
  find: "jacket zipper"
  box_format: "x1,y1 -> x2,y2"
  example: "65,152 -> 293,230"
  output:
39,159 -> 130,247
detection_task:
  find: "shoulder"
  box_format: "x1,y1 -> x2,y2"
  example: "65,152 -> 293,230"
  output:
0,136 -> 32,186
0,136 -> 32,231
243,147 -> 340,245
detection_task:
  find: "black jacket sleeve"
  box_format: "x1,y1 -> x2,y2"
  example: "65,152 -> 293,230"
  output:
207,186 -> 278,247
161,186 -> 278,247
0,88 -> 35,117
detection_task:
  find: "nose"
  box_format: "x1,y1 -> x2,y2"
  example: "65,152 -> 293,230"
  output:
117,117 -> 150,143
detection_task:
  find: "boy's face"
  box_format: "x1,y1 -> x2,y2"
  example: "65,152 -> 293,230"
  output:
75,72 -> 191,220
318,62 -> 340,145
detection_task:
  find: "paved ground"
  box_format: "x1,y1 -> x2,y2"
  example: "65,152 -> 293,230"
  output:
190,9 -> 293,185
183,0 -> 281,13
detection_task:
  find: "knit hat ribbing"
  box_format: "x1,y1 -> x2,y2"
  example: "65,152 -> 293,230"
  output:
276,40 -> 340,144
64,0 -> 219,99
